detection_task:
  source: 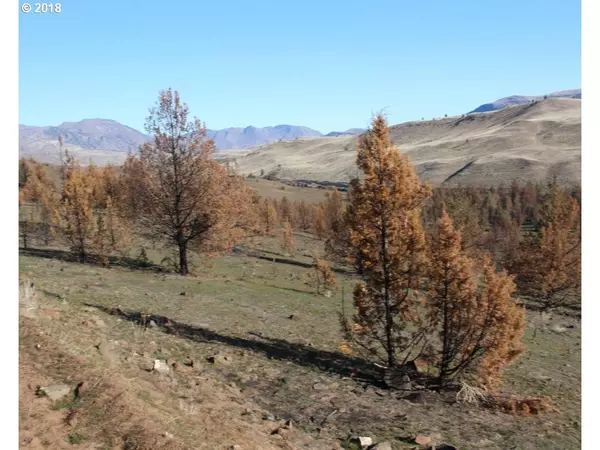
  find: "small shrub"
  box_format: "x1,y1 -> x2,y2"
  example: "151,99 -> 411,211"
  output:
488,394 -> 558,416
137,247 -> 150,266
306,254 -> 337,295
67,433 -> 86,445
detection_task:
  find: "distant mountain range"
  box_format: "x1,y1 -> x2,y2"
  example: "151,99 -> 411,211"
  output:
19,89 -> 580,165
468,89 -> 581,114
19,120 -> 366,162
205,125 -> 366,149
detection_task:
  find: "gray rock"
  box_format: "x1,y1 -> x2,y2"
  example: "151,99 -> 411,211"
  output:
350,436 -> 373,448
41,384 -> 71,401
313,383 -> 329,391
96,342 -> 116,363
403,391 -> 428,404
153,359 -> 170,374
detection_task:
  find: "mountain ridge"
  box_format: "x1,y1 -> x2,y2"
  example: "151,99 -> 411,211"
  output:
468,89 -> 581,114
19,120 -> 367,158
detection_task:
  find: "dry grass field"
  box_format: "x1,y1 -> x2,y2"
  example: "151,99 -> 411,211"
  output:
229,99 -> 581,187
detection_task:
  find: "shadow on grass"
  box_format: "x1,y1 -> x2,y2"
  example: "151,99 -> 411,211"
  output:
517,297 -> 581,318
244,279 -> 314,296
238,246 -> 355,275
86,303 -> 385,387
19,247 -> 165,272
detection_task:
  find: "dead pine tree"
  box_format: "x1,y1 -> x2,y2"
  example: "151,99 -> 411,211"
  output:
280,220 -> 296,256
261,198 -> 279,236
121,88 -> 254,275
314,204 -> 327,240
340,113 -> 431,370
307,253 -> 337,295
508,188 -> 580,339
427,209 -> 526,389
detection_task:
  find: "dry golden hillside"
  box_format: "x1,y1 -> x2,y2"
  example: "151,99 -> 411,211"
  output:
228,98 -> 580,186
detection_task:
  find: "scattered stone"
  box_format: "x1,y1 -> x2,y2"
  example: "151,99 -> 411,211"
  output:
229,446 -> 242,450
65,410 -> 78,427
172,361 -> 193,373
149,320 -> 158,328
153,359 -> 170,375
350,436 -> 373,448
550,324 -> 567,334
313,383 -> 329,391
40,384 -> 71,401
93,317 -> 106,328
163,432 -> 174,440
42,308 -> 60,320
283,419 -> 293,430
96,342 -> 116,363
403,391 -> 428,404
140,359 -> 154,371
75,381 -> 89,398
288,314 -> 295,320
35,344 -> 41,350
369,442 -> 393,450
415,435 -> 432,446
262,414 -> 276,421
206,353 -> 232,365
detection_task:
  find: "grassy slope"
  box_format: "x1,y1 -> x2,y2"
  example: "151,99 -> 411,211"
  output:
19,233 -> 581,450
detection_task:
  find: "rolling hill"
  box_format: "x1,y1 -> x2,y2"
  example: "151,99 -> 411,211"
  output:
19,95 -> 581,186
468,89 -> 581,114
228,98 -> 581,186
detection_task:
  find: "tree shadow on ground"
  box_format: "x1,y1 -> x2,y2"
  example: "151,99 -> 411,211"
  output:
236,246 -> 355,275
517,297 -> 581,318
86,303 -> 385,387
20,247 -> 165,272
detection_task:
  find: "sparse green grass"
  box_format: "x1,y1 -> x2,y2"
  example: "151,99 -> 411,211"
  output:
18,232 -> 581,450
67,432 -> 86,445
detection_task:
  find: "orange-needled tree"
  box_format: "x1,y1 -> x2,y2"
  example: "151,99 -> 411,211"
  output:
341,114 -> 431,369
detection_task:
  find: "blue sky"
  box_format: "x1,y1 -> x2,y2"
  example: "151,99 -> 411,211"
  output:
19,0 -> 581,133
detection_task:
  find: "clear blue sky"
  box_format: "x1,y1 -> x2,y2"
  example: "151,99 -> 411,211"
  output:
19,0 -> 581,133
